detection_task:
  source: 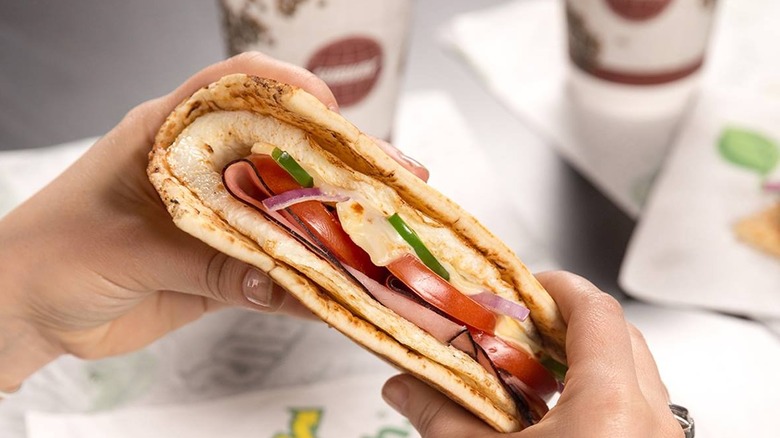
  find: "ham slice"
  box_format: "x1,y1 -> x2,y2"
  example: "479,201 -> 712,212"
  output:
223,158 -> 302,236
223,158 -> 342,267
344,265 -> 468,345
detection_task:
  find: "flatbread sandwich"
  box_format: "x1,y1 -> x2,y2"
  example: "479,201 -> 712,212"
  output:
148,74 -> 568,432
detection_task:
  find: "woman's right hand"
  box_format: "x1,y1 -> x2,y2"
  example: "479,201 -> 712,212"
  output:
382,271 -> 683,437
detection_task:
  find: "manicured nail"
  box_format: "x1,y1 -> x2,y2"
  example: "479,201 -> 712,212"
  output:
396,151 -> 429,181
398,151 -> 425,171
242,268 -> 273,307
382,378 -> 409,414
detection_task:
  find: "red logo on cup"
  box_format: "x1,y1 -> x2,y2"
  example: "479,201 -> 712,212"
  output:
306,36 -> 383,107
606,0 -> 673,21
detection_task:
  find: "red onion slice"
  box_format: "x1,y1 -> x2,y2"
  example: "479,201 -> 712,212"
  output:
223,160 -> 321,249
763,180 -> 780,193
262,187 -> 349,211
471,292 -> 530,322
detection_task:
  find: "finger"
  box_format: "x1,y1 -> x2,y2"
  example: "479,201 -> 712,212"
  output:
177,247 -> 315,320
382,374 -> 494,438
243,265 -> 316,319
369,136 -> 430,182
195,248 -> 315,319
120,210 -> 316,319
535,271 -> 639,388
626,323 -> 671,407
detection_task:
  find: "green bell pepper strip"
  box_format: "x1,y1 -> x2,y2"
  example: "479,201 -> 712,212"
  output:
271,147 -> 314,188
540,355 -> 568,381
388,213 -> 450,280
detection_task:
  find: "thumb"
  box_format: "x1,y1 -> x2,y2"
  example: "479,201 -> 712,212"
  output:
177,247 -> 314,318
382,374 -> 492,438
132,213 -> 313,317
198,250 -> 282,310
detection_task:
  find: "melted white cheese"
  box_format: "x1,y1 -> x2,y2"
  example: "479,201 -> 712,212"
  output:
494,316 -> 539,355
336,200 -> 410,266
250,141 -> 276,156
440,260 -> 489,296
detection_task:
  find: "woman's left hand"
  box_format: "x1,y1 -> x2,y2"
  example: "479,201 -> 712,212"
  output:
0,52 -> 428,391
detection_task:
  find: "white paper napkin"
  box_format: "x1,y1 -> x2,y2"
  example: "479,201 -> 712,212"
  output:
445,0 -> 780,218
26,373 -> 414,438
619,92 -> 780,318
2,308 -> 403,438
24,303 -> 780,438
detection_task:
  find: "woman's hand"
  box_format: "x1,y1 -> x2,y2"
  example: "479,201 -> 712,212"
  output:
0,52 -> 428,391
381,271 -> 683,438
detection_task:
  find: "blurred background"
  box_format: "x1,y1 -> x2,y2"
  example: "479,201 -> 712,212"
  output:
0,0 -> 631,292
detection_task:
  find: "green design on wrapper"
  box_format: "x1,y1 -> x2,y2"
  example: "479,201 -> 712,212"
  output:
718,127 -> 779,176
273,408 -> 323,438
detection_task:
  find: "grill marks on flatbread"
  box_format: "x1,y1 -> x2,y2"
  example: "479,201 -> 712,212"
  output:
148,74 -> 567,432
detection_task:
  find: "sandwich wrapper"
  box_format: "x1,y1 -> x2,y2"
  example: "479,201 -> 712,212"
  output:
25,373 -> 408,438
20,305 -> 780,438
620,303 -> 780,438
620,92 -> 780,318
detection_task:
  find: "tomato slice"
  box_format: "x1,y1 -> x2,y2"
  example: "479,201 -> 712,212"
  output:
386,254 -> 496,334
471,330 -> 558,400
387,213 -> 450,280
246,155 -> 386,282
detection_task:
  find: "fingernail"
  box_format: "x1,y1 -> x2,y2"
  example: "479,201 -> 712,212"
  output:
382,378 -> 409,414
397,151 -> 430,181
328,103 -> 340,113
242,268 -> 273,307
397,150 -> 420,167
398,151 -> 428,174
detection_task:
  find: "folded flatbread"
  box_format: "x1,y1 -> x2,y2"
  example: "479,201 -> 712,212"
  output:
148,74 -> 567,432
